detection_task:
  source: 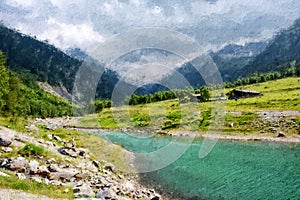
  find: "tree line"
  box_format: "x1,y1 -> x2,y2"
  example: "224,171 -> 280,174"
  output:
224,65 -> 300,88
0,51 -> 72,118
123,86 -> 211,106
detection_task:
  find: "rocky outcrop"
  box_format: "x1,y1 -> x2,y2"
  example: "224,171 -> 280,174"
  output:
73,182 -> 95,198
7,157 -> 29,173
0,134 -> 161,199
0,136 -> 12,147
58,147 -> 80,158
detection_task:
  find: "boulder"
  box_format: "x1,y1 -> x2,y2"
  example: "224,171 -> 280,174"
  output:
104,163 -> 116,173
269,127 -> 277,133
48,164 -> 60,172
73,183 -> 95,198
16,173 -> 26,180
0,158 -> 8,167
53,135 -> 62,142
78,148 -> 89,158
46,158 -> 56,164
49,168 -> 79,182
58,147 -> 79,158
37,165 -> 51,178
92,160 -> 100,168
29,160 -> 39,174
8,157 -> 29,173
1,147 -> 13,153
96,188 -> 117,199
0,137 -> 12,147
151,196 -> 160,200
45,141 -> 56,147
277,131 -> 286,137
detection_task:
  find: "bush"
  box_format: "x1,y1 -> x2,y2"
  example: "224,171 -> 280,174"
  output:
132,113 -> 150,127
18,143 -> 45,157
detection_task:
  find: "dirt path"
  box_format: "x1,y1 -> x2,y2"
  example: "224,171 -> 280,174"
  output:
0,189 -> 53,200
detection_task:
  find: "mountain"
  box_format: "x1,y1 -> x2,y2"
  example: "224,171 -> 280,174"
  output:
158,41 -> 268,88
65,48 -> 88,61
172,17 -> 300,85
0,24 -> 122,100
241,18 -> 300,76
208,41 -> 268,81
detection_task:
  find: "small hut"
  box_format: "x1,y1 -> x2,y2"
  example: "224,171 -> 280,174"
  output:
226,89 -> 262,100
189,93 -> 202,102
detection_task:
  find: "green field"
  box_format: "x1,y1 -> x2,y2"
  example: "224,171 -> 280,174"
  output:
225,77 -> 300,111
78,77 -> 300,136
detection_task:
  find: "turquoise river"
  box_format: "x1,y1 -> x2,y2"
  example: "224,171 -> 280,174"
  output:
96,131 -> 300,200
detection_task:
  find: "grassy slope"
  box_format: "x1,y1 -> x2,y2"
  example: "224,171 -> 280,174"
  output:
79,77 -> 300,136
225,77 -> 300,111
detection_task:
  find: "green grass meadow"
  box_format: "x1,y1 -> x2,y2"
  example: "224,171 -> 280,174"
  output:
79,77 -> 300,135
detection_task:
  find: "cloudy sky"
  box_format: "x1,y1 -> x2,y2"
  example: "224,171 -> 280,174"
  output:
1,0 -> 300,52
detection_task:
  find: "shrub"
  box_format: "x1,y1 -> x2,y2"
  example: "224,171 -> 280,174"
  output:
132,113 -> 150,127
18,143 -> 45,157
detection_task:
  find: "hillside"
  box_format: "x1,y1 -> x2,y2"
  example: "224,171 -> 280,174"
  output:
168,18 -> 300,85
0,51 -> 72,118
241,18 -> 300,76
0,24 -> 121,100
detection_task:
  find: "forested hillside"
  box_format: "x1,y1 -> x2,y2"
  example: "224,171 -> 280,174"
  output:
241,18 -> 300,75
0,51 -> 72,118
0,24 -> 121,100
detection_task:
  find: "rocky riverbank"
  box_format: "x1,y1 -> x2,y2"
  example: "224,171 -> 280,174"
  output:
0,123 -> 161,200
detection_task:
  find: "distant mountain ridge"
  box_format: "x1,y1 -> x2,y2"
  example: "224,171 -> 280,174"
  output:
1,16 -> 300,100
241,18 -> 300,75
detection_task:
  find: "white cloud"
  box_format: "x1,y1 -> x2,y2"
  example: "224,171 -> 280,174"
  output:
38,19 -> 104,50
1,0 -> 300,51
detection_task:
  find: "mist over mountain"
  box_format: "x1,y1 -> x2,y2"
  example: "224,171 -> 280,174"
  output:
0,24 -> 124,100
1,0 -> 299,52
241,18 -> 300,76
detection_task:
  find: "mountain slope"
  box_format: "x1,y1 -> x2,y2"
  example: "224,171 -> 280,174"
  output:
241,18 -> 300,75
0,24 -> 121,100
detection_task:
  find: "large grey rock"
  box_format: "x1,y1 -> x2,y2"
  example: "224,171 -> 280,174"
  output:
78,148 -> 89,158
53,135 -> 61,142
37,165 -> 51,178
16,173 -> 26,180
151,196 -> 160,200
73,183 -> 95,198
49,168 -> 79,181
103,163 -> 116,173
0,137 -> 12,147
96,188 -> 117,199
58,147 -> 79,158
8,157 -> 29,173
48,164 -> 60,172
29,160 -> 39,174
0,158 -> 8,167
278,131 -> 286,137
1,147 -> 13,152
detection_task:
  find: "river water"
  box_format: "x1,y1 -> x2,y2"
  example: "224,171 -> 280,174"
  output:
96,131 -> 300,199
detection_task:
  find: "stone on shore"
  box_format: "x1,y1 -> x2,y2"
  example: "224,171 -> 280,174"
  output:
277,131 -> 286,137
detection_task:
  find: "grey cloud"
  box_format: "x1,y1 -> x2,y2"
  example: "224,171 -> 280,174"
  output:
0,0 -> 299,51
